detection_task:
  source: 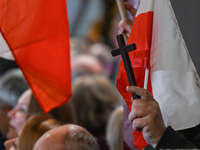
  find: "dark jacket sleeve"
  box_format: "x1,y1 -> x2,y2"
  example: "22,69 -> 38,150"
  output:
155,126 -> 196,149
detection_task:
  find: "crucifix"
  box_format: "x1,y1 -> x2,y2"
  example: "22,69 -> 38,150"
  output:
111,34 -> 140,100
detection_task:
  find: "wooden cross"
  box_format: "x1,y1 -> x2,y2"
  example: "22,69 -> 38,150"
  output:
111,34 -> 140,100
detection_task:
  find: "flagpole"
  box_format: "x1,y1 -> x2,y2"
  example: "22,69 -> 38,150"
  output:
116,0 -> 129,20
116,0 -> 130,37
144,68 -> 149,89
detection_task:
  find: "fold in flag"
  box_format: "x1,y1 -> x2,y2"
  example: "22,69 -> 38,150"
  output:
0,0 -> 72,113
117,0 -> 200,149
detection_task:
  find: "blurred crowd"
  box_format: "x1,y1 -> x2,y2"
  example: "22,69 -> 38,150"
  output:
0,0 -> 127,150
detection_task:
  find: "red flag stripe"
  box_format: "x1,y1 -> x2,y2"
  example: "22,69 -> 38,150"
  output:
117,6 -> 154,150
0,0 -> 72,113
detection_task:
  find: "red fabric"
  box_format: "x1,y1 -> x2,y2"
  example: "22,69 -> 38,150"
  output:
117,12 -> 154,149
0,0 -> 72,113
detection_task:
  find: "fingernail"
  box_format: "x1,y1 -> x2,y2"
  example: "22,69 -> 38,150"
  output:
126,86 -> 129,91
119,28 -> 123,34
131,97 -> 133,101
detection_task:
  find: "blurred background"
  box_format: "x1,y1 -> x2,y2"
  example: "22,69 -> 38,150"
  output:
1,1 -> 200,150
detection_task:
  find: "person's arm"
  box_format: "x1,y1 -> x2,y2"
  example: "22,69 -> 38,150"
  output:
156,126 -> 196,149
127,86 -> 197,149
118,2 -> 136,41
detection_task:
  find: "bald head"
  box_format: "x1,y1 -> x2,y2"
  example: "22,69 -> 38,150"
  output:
34,124 -> 100,150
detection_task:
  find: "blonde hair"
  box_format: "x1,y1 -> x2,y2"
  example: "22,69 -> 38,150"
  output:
18,115 -> 60,150
106,106 -> 123,150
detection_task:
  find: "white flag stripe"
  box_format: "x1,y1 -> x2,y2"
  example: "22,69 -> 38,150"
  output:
0,32 -> 14,60
136,0 -> 154,17
150,0 -> 200,130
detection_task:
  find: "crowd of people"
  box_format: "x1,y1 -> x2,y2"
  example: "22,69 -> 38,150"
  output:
0,0 -> 200,150
0,69 -> 123,150
0,3 -> 123,148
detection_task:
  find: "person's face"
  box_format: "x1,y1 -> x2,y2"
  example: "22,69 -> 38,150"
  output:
6,89 -> 31,139
4,138 -> 18,150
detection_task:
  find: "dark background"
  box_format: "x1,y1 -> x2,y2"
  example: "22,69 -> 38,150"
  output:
170,0 -> 200,75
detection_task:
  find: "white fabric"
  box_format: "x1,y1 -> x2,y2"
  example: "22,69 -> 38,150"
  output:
150,0 -> 200,130
0,32 -> 14,60
136,0 -> 154,17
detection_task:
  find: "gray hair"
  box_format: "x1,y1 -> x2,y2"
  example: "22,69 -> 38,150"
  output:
0,68 -> 29,109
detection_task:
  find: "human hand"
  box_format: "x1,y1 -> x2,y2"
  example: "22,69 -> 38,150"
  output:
118,3 -> 136,41
4,138 -> 18,150
127,86 -> 166,148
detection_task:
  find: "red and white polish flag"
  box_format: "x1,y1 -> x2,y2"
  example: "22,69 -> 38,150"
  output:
118,0 -> 200,149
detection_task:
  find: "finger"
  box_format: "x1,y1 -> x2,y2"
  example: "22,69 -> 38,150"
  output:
121,33 -> 128,42
4,138 -> 17,149
126,86 -> 153,100
122,20 -> 132,33
128,107 -> 149,123
126,86 -> 146,98
118,20 -> 132,34
131,99 -> 148,110
131,117 -> 147,132
124,2 -> 137,17
118,20 -> 125,34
